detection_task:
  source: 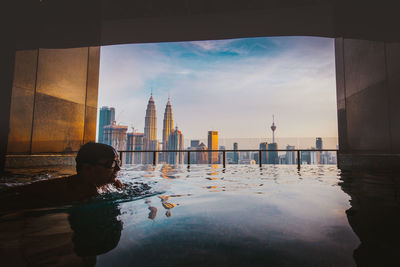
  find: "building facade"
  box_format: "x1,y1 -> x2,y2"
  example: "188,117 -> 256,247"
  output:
197,142 -> 208,164
144,95 -> 157,164
126,132 -> 144,164
233,142 -> 239,164
207,131 -> 219,164
285,145 -> 296,165
316,137 -> 323,164
167,127 -> 184,164
191,140 -> 200,148
268,143 -> 279,164
162,98 -> 174,152
259,142 -> 268,164
98,106 -> 115,143
103,122 -> 128,152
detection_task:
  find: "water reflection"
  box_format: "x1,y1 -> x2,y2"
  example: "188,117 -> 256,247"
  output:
6,165 -> 400,266
206,164 -> 219,180
159,195 -> 177,218
145,199 -> 158,220
0,201 -> 123,266
339,171 -> 400,266
160,164 -> 183,179
68,202 -> 122,265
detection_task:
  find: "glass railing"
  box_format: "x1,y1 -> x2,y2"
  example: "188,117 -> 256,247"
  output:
119,149 -> 338,169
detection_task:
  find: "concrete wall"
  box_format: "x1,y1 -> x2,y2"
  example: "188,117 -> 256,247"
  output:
335,38 -> 400,170
7,47 -> 100,158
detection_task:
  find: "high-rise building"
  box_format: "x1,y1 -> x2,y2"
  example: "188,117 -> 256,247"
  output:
162,98 -> 174,151
316,137 -> 323,164
188,140 -> 200,164
98,106 -> 115,143
279,154 -> 286,164
253,152 -> 259,164
197,142 -> 208,164
191,140 -> 200,148
144,94 -> 157,164
259,142 -> 268,164
310,148 -> 318,164
167,126 -> 184,164
103,121 -> 128,152
301,151 -> 311,164
268,143 -> 279,164
208,131 -> 218,164
285,145 -> 296,164
316,137 -> 323,150
233,142 -> 239,164
218,146 -> 226,164
126,131 -> 144,164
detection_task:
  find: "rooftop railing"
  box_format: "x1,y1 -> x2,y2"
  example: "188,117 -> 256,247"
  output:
118,149 -> 339,170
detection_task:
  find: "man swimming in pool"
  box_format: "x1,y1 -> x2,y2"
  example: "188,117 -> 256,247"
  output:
4,142 -> 124,207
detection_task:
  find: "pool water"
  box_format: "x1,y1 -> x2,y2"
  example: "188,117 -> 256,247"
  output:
1,165 -> 400,266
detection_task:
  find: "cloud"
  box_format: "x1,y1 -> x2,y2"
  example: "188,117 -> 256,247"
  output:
188,39 -> 237,51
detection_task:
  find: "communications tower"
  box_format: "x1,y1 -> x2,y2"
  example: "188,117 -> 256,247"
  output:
271,115 -> 277,143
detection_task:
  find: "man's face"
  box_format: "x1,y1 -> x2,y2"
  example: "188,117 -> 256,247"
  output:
91,154 -> 121,186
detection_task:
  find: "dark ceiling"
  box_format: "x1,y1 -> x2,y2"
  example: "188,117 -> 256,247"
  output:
9,0 -> 400,50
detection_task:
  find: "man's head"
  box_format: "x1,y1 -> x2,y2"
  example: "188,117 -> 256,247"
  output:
76,142 -> 121,186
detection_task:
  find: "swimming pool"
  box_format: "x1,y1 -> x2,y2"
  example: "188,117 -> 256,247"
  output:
1,164 -> 399,266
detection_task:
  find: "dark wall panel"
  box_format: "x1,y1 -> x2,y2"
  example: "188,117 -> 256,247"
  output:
7,50 -> 38,153
386,43 -> 400,153
343,39 -> 391,152
334,38 -> 348,152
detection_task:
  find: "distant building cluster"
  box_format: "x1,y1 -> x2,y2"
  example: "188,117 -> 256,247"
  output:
98,95 -> 185,164
225,118 -> 337,165
99,99 -> 336,165
99,95 -> 222,165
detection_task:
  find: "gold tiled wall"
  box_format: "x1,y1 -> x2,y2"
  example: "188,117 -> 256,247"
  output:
7,47 -> 100,154
7,50 -> 37,153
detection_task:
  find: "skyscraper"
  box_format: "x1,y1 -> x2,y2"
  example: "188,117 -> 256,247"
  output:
233,142 -> 239,164
197,142 -> 208,164
259,142 -> 268,164
316,137 -> 323,164
218,146 -> 226,164
103,121 -> 128,152
301,151 -> 311,164
126,131 -> 144,164
316,137 -> 323,150
144,94 -> 158,164
162,98 -> 174,151
98,106 -> 115,143
208,131 -> 218,164
268,143 -> 279,164
190,140 -> 200,148
285,145 -> 296,164
167,126 -> 184,164
188,140 -> 200,164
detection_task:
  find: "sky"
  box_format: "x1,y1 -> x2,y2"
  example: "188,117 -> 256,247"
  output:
98,36 -> 337,141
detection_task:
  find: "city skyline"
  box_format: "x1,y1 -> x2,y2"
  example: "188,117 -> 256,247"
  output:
97,98 -> 336,164
98,101 -> 338,150
98,36 -> 337,140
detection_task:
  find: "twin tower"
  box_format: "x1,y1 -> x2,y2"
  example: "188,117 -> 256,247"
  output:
144,94 -> 182,163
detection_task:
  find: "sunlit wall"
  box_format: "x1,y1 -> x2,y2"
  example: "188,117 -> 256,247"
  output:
7,47 -> 100,154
